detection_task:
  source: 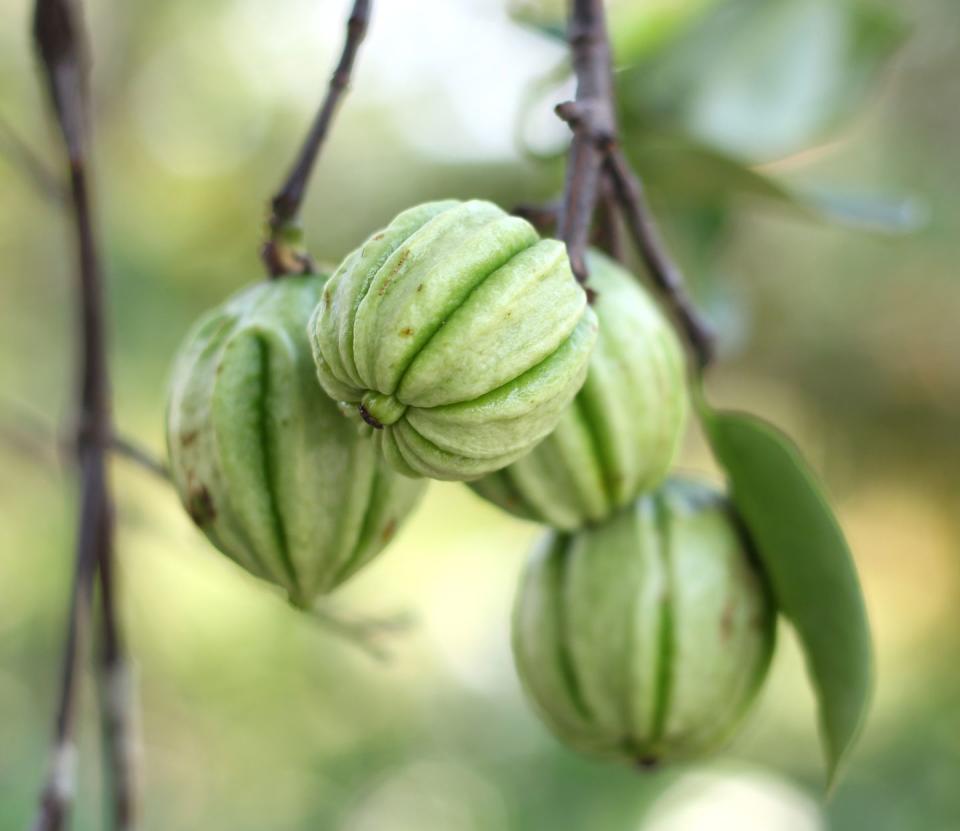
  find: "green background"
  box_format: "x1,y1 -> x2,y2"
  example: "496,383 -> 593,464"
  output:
1,0 -> 957,828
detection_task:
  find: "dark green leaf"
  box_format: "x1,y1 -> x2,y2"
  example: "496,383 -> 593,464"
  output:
697,397 -> 873,788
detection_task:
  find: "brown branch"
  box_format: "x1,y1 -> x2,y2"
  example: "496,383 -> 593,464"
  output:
96,538 -> 138,831
262,0 -> 372,277
30,0 -> 136,829
592,175 -> 625,262
555,0 -> 616,284
553,0 -> 715,370
604,150 -> 715,368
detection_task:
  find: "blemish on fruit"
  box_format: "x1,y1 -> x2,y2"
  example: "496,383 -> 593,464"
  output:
636,755 -> 659,770
399,327 -> 414,337
187,485 -> 216,526
381,518 -> 397,543
720,600 -> 735,641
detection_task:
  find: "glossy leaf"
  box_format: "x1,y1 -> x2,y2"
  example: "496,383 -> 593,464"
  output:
698,397 -> 873,788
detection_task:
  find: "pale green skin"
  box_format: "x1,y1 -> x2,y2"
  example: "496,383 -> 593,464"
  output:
470,250 -> 687,529
309,200 -> 598,482
513,479 -> 776,766
165,276 -> 426,608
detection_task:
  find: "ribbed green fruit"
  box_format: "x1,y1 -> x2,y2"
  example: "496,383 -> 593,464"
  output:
470,250 -> 687,529
513,479 -> 775,766
166,275 -> 426,608
308,200 -> 598,481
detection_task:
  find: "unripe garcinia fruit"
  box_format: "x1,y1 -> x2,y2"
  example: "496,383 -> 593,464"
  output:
513,479 -> 775,766
470,250 -> 687,529
166,276 -> 426,608
309,200 -> 598,481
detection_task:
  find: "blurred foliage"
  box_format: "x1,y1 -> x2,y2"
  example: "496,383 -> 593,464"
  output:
1,0 -> 959,829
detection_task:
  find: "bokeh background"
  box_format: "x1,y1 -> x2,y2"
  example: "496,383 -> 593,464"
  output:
1,0 -> 958,828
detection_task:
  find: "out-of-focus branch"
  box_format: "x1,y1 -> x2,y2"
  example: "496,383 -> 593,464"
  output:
309,605 -> 415,663
262,0 -> 372,277
0,114 -> 65,201
30,0 -> 138,828
0,398 -> 168,481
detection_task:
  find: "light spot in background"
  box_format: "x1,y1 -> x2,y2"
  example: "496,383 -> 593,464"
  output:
341,1 -> 569,163
129,0 -> 568,173
383,485 -> 536,696
342,759 -> 508,831
641,769 -> 824,831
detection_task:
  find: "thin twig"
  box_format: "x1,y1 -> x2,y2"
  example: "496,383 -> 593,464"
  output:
30,0 -> 137,828
555,0 -> 616,284
309,604 -> 415,663
0,113 -> 65,202
604,149 -> 715,368
554,0 -> 715,370
262,0 -> 372,277
110,435 -> 168,480
0,397 -> 168,480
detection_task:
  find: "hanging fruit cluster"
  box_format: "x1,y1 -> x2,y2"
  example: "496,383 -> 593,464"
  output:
166,196 -> 871,787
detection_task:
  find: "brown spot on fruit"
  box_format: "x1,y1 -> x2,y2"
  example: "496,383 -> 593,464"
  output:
187,486 -> 216,527
416,283 -> 424,293
399,327 -> 414,337
381,518 -> 397,544
392,248 -> 410,273
180,430 -> 198,447
720,600 -> 735,641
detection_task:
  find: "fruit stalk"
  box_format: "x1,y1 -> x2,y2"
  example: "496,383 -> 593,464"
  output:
262,0 -> 373,277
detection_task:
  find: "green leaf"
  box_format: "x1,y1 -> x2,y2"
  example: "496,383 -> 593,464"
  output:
798,189 -> 929,235
697,396 -> 873,788
619,0 -> 907,162
626,132 -> 816,212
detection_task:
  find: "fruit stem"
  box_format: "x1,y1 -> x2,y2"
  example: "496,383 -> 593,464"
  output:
262,0 -> 373,278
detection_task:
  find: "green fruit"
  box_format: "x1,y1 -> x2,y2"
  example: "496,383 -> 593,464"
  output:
470,250 -> 687,529
308,200 -> 598,481
165,275 -> 426,608
513,479 -> 775,766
